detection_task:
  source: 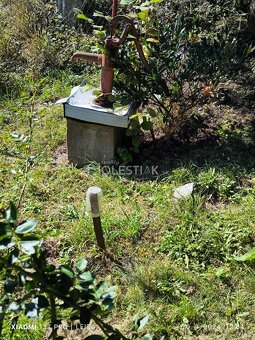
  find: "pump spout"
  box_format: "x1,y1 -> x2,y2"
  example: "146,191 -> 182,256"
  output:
70,2 -> 149,107
71,51 -> 114,107
70,52 -> 103,64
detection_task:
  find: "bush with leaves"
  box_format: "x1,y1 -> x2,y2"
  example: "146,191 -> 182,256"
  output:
0,202 -> 155,339
111,0 -> 251,141
76,0 -> 251,156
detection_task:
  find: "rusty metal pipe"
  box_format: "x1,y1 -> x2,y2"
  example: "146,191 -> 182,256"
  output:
134,38 -> 150,71
111,15 -> 150,71
71,4 -> 150,107
100,54 -> 114,96
71,51 -> 114,106
111,15 -> 133,27
70,52 -> 102,65
111,0 -> 118,37
112,0 -> 118,18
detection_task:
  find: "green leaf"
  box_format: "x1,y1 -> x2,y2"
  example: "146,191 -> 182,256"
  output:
138,315 -> 149,329
4,280 -> 17,294
76,259 -> 88,273
74,284 -> 86,292
11,133 -> 28,143
15,219 -> 38,234
0,237 -> 15,250
130,113 -> 143,120
215,267 -> 228,277
147,108 -> 157,117
138,10 -> 149,21
96,281 -> 109,294
146,38 -> 159,44
141,119 -> 153,131
104,16 -> 112,22
25,302 -> 38,318
94,30 -> 106,39
36,295 -> 49,308
120,0 -> 132,5
108,95 -> 117,103
20,239 -> 41,254
5,202 -> 18,223
47,229 -> 61,237
69,287 -> 82,301
150,0 -> 163,3
141,335 -> 153,340
105,285 -> 117,293
0,222 -> 12,237
101,291 -> 117,299
102,298 -> 114,309
134,315 -> 149,330
92,25 -> 104,30
93,11 -> 105,18
93,89 -> 102,97
60,266 -> 74,279
77,13 -> 93,23
234,248 -> 255,261
79,272 -> 94,282
94,282 -> 116,300
130,119 -> 140,129
120,97 -> 131,106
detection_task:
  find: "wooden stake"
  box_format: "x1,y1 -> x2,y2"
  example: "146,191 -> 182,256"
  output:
86,187 -> 106,251
92,216 -> 106,251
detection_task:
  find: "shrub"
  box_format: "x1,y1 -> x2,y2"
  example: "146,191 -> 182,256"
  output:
0,202 -> 154,339
112,0 -> 250,139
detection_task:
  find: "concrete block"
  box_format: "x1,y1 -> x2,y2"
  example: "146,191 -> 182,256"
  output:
66,118 -> 123,167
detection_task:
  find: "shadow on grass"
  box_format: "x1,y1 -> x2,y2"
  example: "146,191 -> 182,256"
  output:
135,62 -> 255,177
137,127 -> 255,177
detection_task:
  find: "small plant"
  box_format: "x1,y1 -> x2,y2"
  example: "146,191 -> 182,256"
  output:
234,247 -> 255,262
0,202 -> 118,339
0,202 -> 154,339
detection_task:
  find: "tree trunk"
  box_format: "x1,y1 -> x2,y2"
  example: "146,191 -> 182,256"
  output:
248,0 -> 255,40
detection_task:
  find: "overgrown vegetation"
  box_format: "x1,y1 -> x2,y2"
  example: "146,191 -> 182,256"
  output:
1,0 -> 255,339
113,0 -> 254,140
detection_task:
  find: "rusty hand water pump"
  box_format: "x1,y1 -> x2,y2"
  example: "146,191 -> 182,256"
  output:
71,0 -> 149,107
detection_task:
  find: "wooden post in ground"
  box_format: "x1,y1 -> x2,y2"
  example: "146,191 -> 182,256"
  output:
86,187 -> 106,251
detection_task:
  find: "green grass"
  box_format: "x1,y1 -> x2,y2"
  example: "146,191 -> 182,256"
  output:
1,70 -> 255,339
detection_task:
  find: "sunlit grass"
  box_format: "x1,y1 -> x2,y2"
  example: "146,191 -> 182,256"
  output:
1,70 -> 255,338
